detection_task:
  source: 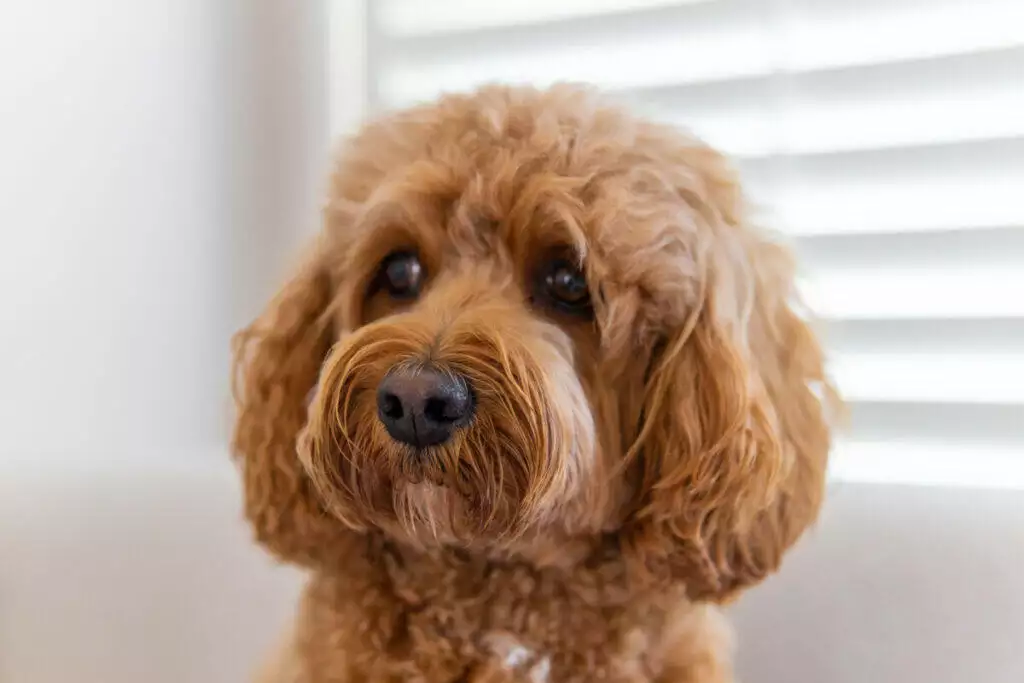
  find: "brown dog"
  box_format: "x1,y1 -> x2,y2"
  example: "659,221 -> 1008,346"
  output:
232,84 -> 837,682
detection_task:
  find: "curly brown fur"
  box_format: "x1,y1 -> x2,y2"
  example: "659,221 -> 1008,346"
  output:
232,84 -> 837,682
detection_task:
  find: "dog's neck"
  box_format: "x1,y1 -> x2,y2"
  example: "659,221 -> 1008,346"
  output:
350,529 -> 670,612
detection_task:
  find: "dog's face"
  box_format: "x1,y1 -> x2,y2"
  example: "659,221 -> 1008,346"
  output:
304,242 -> 605,548
233,85 -> 836,598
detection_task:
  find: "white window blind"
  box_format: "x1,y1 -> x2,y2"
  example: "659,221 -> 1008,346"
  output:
354,0 -> 1024,488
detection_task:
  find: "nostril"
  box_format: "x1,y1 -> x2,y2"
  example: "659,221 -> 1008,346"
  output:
423,379 -> 474,425
423,396 -> 453,424
380,392 -> 404,420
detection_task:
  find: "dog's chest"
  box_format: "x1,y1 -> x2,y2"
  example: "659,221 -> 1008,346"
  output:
301,550 -> 686,682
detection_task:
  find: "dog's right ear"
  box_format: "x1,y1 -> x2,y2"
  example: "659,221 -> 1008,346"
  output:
231,244 -> 350,567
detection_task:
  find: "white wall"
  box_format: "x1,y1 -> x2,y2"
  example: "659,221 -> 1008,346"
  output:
0,0 -> 329,460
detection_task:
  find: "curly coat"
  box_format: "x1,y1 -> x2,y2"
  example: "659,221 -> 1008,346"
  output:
232,84 -> 837,682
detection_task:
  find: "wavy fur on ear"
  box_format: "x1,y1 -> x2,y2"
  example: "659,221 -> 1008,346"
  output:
231,247 -> 351,567
628,231 -> 836,600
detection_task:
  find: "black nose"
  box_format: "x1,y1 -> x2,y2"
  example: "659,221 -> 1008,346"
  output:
376,366 -> 474,448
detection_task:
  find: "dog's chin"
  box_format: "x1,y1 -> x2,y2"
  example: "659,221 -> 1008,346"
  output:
390,477 -> 515,547
323,445 -> 540,548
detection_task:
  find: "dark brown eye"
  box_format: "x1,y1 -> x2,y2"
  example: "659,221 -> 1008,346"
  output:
539,258 -> 591,315
379,251 -> 423,299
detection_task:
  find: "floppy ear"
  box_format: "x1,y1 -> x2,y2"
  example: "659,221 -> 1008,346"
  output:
628,234 -> 837,601
231,245 -> 350,567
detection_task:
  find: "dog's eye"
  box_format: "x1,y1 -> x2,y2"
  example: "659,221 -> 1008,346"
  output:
378,251 -> 424,299
538,258 -> 591,315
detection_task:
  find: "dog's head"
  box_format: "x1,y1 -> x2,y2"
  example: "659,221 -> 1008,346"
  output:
232,85 -> 837,599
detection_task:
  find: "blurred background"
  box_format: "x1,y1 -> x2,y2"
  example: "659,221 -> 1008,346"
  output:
1,1 -> 1022,682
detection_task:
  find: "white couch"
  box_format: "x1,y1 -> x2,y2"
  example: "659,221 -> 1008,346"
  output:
3,455 -> 1022,682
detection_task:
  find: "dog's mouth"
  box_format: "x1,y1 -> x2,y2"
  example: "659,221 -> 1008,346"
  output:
392,445 -> 483,498
392,446 -> 445,483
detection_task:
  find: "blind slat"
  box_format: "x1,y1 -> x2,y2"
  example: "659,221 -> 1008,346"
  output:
801,268 -> 1024,319
777,0 -> 1024,73
845,402 -> 1024,445
672,88 -> 1024,159
830,441 -> 1024,489
755,178 -> 1024,236
825,319 -> 1024,354
797,227 -> 1024,269
831,352 -> 1024,404
746,137 -> 1024,235
377,0 -> 708,37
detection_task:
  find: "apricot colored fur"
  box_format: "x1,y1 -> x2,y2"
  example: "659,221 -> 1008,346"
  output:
232,84 -> 837,682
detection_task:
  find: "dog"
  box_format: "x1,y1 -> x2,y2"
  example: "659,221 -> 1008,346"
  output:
232,83 -> 837,682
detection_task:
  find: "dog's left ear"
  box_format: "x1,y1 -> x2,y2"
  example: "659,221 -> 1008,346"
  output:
626,191 -> 837,601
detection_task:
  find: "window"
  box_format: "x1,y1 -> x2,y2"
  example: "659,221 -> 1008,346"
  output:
332,0 -> 1024,488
